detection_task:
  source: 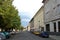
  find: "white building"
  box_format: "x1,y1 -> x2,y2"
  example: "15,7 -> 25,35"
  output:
43,0 -> 60,32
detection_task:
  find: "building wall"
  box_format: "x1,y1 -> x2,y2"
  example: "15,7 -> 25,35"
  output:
44,0 -> 60,23
27,24 -> 30,31
44,0 -> 60,32
34,6 -> 45,31
29,18 -> 34,31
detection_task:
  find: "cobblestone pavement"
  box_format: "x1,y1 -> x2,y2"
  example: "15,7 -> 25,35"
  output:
6,31 -> 55,40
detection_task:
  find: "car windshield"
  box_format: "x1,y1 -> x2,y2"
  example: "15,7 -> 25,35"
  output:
0,33 -> 5,36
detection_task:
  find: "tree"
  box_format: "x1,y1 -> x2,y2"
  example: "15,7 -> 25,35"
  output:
20,26 -> 24,30
0,0 -> 21,30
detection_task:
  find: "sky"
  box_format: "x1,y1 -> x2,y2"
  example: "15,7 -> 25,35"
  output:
13,0 -> 43,27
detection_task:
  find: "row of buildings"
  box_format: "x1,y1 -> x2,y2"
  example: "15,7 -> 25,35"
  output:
27,0 -> 60,33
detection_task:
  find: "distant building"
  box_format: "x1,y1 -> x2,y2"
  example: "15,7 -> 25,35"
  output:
27,24 -> 30,31
23,28 -> 27,31
29,18 -> 34,32
42,0 -> 60,32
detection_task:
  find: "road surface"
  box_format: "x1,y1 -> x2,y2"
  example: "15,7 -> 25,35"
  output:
7,31 -> 55,40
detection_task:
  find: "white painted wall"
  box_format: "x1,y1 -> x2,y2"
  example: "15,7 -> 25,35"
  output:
44,0 -> 60,32
50,22 -> 54,32
44,0 -> 60,23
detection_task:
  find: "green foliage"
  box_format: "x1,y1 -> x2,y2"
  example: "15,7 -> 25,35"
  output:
20,26 -> 24,30
0,0 -> 21,30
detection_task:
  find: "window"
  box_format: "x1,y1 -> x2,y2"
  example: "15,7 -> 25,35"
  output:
53,7 -> 56,9
58,21 -> 60,32
46,24 -> 50,32
57,4 -> 60,7
41,27 -> 44,31
54,22 -> 56,32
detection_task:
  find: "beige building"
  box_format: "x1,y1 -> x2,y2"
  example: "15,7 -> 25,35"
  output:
29,6 -> 45,32
34,6 -> 44,31
43,0 -> 60,32
29,18 -> 34,32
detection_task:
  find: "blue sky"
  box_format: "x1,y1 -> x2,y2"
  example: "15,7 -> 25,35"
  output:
13,0 -> 43,27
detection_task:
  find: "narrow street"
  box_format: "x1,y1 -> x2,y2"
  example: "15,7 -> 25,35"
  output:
7,31 -> 55,40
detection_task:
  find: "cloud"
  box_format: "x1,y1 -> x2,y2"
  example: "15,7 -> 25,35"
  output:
21,20 -> 29,27
13,0 -> 43,27
20,12 -> 31,27
13,0 -> 43,18
20,12 -> 31,21
19,12 -> 31,18
21,19 -> 29,27
21,19 -> 30,22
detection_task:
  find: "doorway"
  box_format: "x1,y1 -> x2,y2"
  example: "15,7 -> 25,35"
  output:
58,21 -> 60,32
54,22 -> 56,32
46,24 -> 50,32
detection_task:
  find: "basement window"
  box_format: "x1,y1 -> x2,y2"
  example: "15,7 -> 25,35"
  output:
53,7 -> 56,9
57,4 -> 60,7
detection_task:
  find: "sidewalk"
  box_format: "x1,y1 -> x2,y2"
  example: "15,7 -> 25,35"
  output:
50,35 -> 60,40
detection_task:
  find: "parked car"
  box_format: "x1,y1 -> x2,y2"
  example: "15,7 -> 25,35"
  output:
0,32 -> 6,40
39,31 -> 49,38
10,31 -> 16,35
2,31 -> 10,39
33,31 -> 40,35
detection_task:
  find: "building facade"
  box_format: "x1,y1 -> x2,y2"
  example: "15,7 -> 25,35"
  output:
34,6 -> 45,31
43,0 -> 60,32
29,18 -> 34,32
27,24 -> 30,31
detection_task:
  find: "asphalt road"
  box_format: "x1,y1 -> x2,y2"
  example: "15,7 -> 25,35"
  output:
7,31 -> 55,40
